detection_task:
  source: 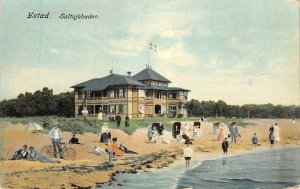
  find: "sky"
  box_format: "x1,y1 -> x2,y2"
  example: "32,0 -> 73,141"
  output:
0,0 -> 299,105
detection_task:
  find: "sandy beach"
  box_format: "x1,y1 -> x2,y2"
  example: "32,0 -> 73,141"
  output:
0,119 -> 299,189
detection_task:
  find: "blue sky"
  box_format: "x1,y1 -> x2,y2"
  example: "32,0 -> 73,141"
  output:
0,0 -> 299,105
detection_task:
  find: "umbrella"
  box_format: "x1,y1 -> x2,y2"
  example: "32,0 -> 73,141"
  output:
24,123 -> 44,133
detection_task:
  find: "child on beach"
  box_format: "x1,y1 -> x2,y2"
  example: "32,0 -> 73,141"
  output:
251,133 -> 258,147
183,142 -> 193,167
222,138 -> 229,155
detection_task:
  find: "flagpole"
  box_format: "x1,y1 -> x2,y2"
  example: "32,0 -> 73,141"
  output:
147,42 -> 150,68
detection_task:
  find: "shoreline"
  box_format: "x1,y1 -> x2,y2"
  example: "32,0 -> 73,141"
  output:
105,144 -> 300,188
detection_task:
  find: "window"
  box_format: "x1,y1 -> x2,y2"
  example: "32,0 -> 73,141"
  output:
169,93 -> 177,99
118,89 -> 124,98
109,105 -> 116,113
119,104 -> 124,114
109,90 -> 114,98
169,105 -> 176,111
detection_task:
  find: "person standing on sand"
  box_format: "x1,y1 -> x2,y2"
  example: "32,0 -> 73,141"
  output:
125,115 -> 130,127
183,142 -> 193,167
222,138 -> 229,155
270,133 -> 275,147
229,123 -> 236,143
218,127 -> 224,142
274,123 -> 280,142
49,126 -> 64,159
269,125 -> 274,141
251,133 -> 258,147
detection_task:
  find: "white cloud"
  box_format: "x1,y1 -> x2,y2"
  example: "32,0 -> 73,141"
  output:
49,48 -> 58,53
160,29 -> 191,39
108,49 -> 137,57
156,43 -> 198,66
108,7 -> 197,57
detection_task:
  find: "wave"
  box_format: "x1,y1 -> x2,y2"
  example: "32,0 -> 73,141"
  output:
224,178 -> 293,185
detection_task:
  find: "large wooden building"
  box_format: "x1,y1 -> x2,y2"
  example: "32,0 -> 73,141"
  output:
71,68 -> 189,118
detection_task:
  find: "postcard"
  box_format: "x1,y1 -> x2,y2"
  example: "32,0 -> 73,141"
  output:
0,0 -> 299,188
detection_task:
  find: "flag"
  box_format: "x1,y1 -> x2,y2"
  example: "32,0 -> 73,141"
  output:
149,42 -> 157,52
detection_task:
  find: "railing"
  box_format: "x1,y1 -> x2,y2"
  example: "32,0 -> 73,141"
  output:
75,96 -> 188,102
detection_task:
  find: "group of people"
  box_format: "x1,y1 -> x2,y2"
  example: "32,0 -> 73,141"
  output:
269,123 -> 280,146
221,122 -> 281,156
11,144 -> 61,163
147,122 -> 165,143
94,123 -> 137,158
11,125 -> 82,163
215,122 -> 240,143
109,113 -> 130,127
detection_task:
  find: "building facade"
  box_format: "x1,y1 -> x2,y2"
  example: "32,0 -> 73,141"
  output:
71,68 -> 190,118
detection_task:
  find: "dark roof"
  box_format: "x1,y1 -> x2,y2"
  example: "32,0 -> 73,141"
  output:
139,86 -> 190,92
134,68 -> 171,83
71,74 -> 147,91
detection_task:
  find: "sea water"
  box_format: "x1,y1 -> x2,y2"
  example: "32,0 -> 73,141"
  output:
101,147 -> 300,189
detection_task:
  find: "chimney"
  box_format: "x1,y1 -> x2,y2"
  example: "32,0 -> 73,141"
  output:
110,70 -> 113,75
127,71 -> 131,76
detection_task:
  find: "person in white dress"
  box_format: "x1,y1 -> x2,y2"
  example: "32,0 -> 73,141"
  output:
98,112 -> 103,120
184,142 -> 193,167
81,107 -> 89,119
93,145 -> 108,157
274,123 -> 280,142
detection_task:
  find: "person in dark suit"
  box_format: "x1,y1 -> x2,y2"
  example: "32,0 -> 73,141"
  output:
125,115 -> 130,127
11,145 -> 28,160
69,134 -> 80,144
222,138 -> 229,155
115,113 -> 121,127
269,125 -> 274,140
